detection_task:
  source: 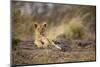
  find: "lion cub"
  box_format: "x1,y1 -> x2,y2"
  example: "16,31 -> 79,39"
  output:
34,22 -> 61,49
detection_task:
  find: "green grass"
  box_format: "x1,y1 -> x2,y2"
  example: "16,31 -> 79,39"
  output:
64,18 -> 88,39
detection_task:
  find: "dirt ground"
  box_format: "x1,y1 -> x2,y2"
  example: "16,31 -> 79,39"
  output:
12,38 -> 96,65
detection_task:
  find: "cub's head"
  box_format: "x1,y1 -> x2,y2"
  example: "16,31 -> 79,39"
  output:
34,23 -> 47,35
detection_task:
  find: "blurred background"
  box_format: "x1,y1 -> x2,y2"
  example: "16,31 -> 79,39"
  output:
12,1 -> 96,44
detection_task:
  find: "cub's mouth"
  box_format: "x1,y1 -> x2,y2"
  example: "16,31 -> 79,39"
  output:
40,33 -> 46,36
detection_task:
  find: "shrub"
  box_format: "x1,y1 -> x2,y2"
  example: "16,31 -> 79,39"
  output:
65,18 -> 86,39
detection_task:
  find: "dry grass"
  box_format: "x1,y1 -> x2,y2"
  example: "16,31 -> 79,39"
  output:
13,47 -> 96,65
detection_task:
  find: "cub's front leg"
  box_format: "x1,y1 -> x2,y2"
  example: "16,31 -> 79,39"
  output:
34,40 -> 43,48
41,36 -> 49,48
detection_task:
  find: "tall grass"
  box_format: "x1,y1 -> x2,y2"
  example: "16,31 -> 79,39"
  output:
65,17 -> 87,39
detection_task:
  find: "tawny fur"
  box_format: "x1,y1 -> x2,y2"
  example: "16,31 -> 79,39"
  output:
34,22 -> 61,49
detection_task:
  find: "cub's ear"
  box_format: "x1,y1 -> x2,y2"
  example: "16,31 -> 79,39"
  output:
43,23 -> 47,28
34,23 -> 38,28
